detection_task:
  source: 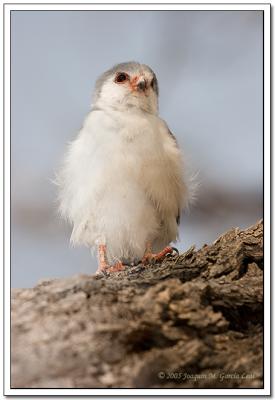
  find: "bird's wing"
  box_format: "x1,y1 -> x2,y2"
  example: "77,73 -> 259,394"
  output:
167,128 -> 178,146
140,120 -> 187,229
167,128 -> 182,225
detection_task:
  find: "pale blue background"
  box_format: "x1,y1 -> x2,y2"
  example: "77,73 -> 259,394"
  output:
11,11 -> 263,287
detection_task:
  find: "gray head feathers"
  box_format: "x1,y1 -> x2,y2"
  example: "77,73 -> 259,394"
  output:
93,61 -> 159,103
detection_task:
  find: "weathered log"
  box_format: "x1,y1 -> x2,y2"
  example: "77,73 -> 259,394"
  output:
11,220 -> 263,388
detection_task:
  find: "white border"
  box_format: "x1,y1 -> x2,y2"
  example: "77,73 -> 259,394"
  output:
3,1 -> 11,396
3,2 -> 270,396
2,3 -> 272,10
263,0 -> 271,395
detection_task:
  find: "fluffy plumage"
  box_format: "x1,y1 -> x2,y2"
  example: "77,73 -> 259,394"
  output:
57,62 -> 189,266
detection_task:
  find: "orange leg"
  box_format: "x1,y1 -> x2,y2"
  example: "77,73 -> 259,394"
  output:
96,244 -> 127,275
142,242 -> 177,265
96,244 -> 109,274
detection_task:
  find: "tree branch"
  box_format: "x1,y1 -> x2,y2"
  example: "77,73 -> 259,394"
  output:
11,220 -> 263,388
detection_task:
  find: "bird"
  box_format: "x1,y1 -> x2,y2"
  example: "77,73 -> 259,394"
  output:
57,61 -> 189,274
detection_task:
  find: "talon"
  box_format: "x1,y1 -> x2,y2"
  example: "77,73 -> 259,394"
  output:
171,247 -> 179,255
153,246 -> 174,261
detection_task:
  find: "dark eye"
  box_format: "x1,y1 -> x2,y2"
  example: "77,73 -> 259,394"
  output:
115,73 -> 128,83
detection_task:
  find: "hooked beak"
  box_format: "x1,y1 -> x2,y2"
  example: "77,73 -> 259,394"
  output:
130,76 -> 147,93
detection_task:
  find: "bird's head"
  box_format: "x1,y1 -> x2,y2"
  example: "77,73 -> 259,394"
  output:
93,62 -> 159,114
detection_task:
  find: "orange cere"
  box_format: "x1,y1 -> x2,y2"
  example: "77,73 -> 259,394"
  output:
129,74 -> 149,96
129,75 -> 139,91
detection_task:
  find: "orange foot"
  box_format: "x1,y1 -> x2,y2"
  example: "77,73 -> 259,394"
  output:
142,246 -> 179,265
95,244 -> 127,275
96,262 -> 126,275
107,261 -> 126,273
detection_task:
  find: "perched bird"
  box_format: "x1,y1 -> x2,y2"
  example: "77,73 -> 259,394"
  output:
57,62 -> 189,274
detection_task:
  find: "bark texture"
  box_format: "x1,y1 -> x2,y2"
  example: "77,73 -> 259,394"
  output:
11,220 -> 263,389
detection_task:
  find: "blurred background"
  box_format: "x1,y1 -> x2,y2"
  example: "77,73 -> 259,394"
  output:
11,10 -> 263,288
